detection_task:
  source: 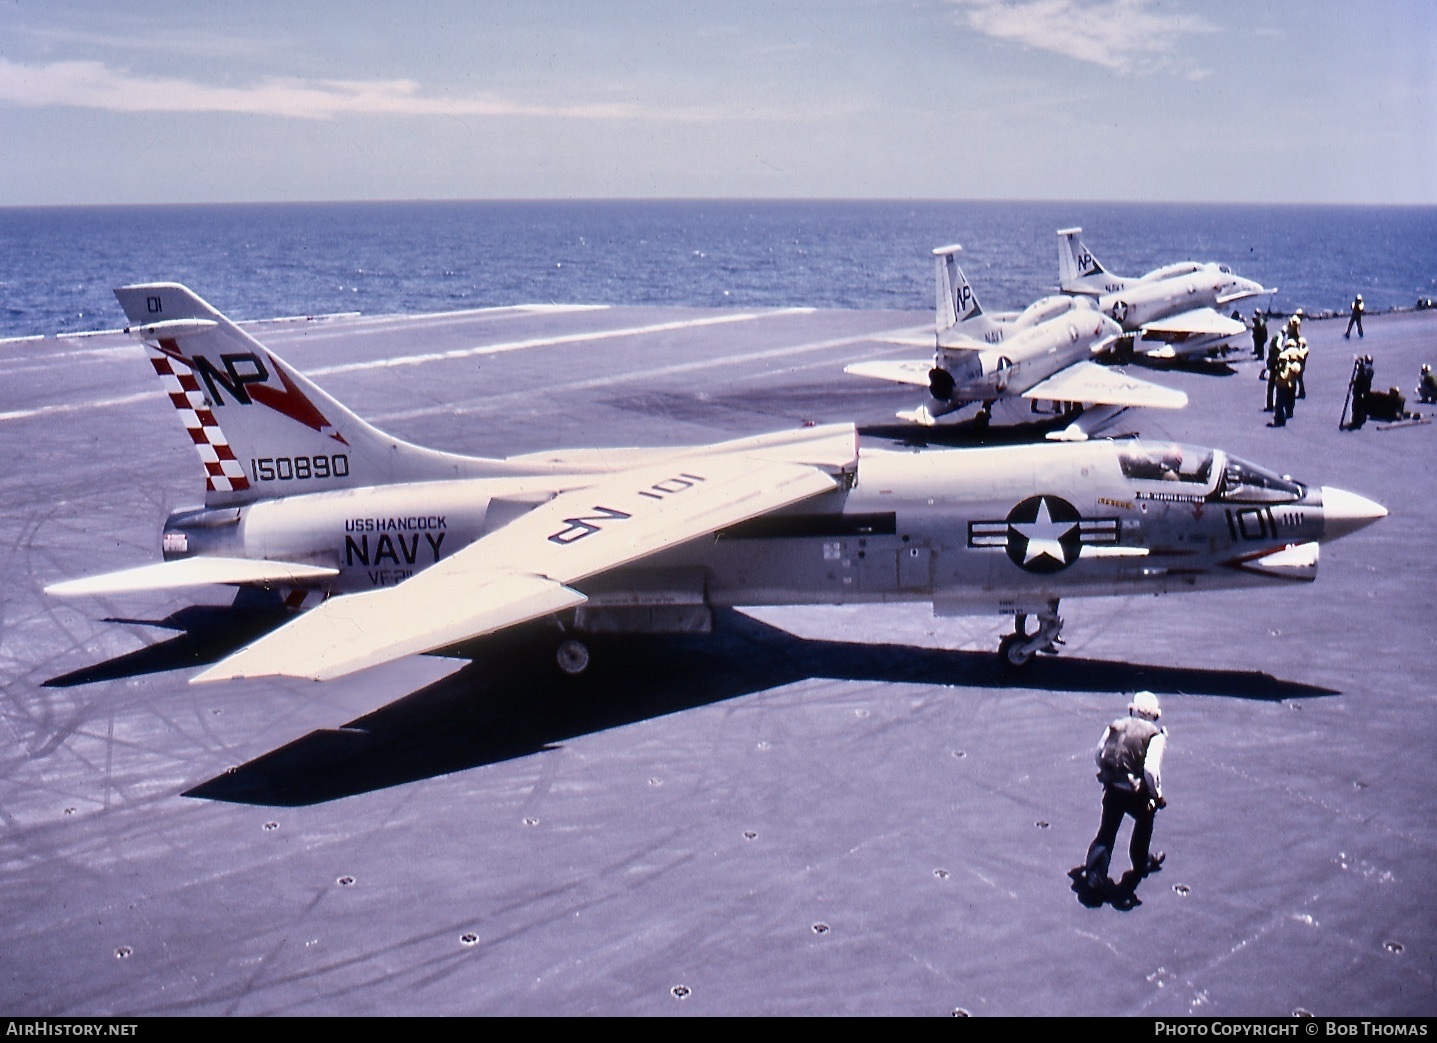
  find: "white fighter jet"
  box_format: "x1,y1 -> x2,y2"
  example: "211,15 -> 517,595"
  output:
47,284 -> 1386,677
845,245 -> 1187,438
1057,227 -> 1276,360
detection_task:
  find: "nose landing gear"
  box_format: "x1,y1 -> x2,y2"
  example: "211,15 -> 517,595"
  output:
997,600 -> 1065,669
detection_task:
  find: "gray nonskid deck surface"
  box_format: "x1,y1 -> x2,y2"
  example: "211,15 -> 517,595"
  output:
1,303 -> 1432,1016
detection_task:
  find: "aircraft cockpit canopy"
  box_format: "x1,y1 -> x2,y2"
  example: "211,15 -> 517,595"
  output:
1118,443 -> 1215,488
1215,454 -> 1305,504
1015,294 -> 1090,328
1119,443 -> 1304,504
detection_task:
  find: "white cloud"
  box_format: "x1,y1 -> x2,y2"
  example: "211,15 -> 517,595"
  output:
949,0 -> 1216,74
0,59 -> 761,121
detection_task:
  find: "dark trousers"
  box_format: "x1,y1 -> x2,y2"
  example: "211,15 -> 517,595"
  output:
1274,383 -> 1296,424
1085,787 -> 1155,881
1346,314 -> 1364,338
1351,389 -> 1369,428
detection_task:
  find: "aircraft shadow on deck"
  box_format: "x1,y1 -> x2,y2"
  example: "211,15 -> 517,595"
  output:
1128,355 -> 1242,377
43,604 -> 292,688
173,608 -> 1336,807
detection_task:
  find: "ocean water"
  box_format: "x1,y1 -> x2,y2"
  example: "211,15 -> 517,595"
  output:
1,199 -> 1434,339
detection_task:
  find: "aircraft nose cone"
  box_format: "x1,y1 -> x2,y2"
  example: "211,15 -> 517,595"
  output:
1321,486 -> 1387,540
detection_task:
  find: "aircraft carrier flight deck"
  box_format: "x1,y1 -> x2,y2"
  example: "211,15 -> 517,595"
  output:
1,300 -> 1432,1016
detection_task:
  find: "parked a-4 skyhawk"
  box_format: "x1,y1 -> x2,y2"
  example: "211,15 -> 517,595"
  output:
47,283 -> 1385,677
845,245 -> 1187,438
1057,227 -> 1275,359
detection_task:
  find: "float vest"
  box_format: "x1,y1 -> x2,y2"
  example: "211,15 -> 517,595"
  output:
1097,717 -> 1160,792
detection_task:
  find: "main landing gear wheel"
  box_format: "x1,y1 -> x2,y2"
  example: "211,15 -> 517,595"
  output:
555,638 -> 591,676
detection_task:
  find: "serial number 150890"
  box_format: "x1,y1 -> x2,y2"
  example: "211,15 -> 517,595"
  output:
250,454 -> 350,481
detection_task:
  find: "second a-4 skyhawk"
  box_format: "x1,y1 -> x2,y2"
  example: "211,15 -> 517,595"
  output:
48,284 -> 1384,681
1057,227 -> 1276,359
845,245 -> 1188,437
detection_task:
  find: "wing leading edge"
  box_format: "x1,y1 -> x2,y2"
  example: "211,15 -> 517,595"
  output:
1022,361 -> 1188,410
1139,307 -> 1246,338
195,431 -> 856,683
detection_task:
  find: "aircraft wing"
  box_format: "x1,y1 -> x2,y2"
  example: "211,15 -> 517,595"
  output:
1022,361 -> 1188,410
46,557 -> 339,597
844,359 -> 933,387
193,446 -> 851,683
1139,307 -> 1246,338
1217,285 -> 1276,305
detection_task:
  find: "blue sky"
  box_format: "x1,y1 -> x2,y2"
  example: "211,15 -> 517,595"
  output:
1,0 -> 1432,205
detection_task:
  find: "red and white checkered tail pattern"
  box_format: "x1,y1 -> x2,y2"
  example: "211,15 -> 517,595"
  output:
147,344 -> 251,494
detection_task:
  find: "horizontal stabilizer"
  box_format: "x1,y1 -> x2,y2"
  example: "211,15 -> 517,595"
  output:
46,557 -> 338,597
1140,307 -> 1246,338
1022,361 -> 1187,410
844,359 -> 934,388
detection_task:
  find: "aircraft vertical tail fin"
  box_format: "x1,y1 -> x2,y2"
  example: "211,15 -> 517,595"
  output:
933,244 -> 965,331
1057,227 -> 1109,295
932,244 -> 1004,343
115,283 -> 505,506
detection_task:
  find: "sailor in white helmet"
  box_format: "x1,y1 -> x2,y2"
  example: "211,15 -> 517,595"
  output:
1082,691 -> 1167,894
1346,294 -> 1365,339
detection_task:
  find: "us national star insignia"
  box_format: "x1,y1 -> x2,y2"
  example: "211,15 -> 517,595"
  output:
967,496 -> 1121,574
1007,495 -> 1081,571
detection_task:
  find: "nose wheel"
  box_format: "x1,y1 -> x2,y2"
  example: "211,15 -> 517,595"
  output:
555,637 -> 591,676
997,601 -> 1064,669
